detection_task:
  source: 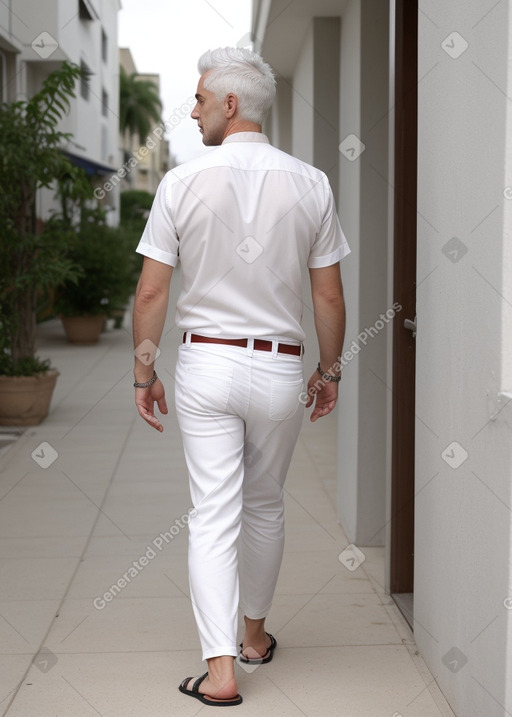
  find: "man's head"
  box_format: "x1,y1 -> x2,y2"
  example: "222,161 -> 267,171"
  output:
191,47 -> 276,146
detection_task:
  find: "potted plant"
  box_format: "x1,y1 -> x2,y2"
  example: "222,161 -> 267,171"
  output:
111,189 -> 153,328
55,206 -> 137,343
0,62 -> 87,425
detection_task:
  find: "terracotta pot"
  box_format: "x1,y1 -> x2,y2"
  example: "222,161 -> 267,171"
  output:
0,369 -> 59,426
60,315 -> 105,344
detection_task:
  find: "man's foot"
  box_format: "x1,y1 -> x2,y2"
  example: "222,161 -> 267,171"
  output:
239,632 -> 277,664
179,672 -> 242,706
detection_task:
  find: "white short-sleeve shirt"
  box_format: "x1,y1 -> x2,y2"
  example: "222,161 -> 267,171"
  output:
136,132 -> 350,343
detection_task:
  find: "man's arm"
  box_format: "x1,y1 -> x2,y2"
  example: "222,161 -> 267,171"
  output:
306,262 -> 346,422
133,257 -> 173,432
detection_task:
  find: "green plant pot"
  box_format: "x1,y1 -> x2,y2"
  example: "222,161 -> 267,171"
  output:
0,369 -> 59,426
60,315 -> 105,344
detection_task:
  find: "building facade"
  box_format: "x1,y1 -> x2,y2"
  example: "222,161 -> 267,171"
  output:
119,47 -> 171,196
252,1 -> 512,715
1,0 -> 121,223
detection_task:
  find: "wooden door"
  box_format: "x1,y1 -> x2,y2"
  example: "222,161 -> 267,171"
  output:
390,0 -> 418,608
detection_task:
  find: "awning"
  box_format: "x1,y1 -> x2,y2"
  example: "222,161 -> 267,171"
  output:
63,151 -> 117,177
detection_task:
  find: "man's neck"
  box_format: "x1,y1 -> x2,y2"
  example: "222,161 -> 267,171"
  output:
222,120 -> 262,142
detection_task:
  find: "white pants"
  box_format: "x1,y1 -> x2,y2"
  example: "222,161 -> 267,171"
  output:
174,336 -> 304,660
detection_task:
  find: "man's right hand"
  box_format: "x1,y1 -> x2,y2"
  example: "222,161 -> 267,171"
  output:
305,373 -> 339,422
135,378 -> 168,432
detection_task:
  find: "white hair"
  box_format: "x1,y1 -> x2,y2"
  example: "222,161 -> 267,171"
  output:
197,47 -> 276,125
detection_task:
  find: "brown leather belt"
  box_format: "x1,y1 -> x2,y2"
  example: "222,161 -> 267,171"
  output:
184,333 -> 302,356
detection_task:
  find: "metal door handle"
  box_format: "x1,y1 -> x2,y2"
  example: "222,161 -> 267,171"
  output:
404,316 -> 416,338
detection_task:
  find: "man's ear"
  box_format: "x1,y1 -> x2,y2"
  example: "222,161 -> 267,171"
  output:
224,93 -> 238,119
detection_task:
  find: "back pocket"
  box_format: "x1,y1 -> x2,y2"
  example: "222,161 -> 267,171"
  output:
269,377 -> 304,421
179,363 -> 234,413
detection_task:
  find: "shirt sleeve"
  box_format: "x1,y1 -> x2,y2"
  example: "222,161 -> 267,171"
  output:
136,174 -> 179,267
307,178 -> 350,268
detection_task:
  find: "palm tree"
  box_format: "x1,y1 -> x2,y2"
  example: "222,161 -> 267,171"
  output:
119,66 -> 162,145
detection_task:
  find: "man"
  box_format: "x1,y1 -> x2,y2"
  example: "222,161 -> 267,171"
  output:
132,47 -> 349,707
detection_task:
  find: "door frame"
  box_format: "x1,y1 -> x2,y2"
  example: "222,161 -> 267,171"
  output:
390,0 -> 418,597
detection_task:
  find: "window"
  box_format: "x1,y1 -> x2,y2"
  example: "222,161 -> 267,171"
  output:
101,124 -> 108,161
101,88 -> 108,117
101,29 -> 107,63
80,60 -> 90,101
79,0 -> 99,20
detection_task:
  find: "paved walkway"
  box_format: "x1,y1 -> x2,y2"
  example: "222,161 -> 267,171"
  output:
0,283 -> 456,716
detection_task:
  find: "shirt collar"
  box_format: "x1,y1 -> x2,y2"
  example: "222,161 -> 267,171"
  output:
222,132 -> 270,145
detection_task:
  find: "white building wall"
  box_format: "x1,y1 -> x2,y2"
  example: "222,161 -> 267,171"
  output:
291,24 -> 314,165
266,79 -> 292,154
337,0 -> 389,545
0,1 -> 11,37
415,1 -> 512,714
337,0 -> 362,542
71,0 -> 119,169
503,36 -> 512,399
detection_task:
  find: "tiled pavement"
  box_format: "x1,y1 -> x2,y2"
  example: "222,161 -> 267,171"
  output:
0,277 -> 456,716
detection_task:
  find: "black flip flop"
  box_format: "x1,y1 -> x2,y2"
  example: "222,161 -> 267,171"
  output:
179,672 -> 243,707
238,633 -> 277,664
